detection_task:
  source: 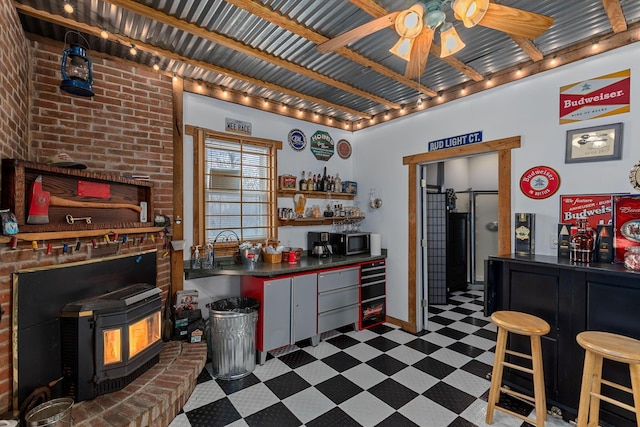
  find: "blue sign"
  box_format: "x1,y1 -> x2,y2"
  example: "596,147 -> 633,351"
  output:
428,131 -> 483,152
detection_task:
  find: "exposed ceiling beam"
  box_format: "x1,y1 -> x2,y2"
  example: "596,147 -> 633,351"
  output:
511,36 -> 544,62
602,0 -> 628,32
104,0 -> 401,110
14,2 -> 371,120
350,0 -> 485,83
224,0 -> 437,97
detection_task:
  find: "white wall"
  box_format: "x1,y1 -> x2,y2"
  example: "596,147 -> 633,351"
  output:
354,42 -> 640,322
180,42 -> 640,323
182,92 -> 355,312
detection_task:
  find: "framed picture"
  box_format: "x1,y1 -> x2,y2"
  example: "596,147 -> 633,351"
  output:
565,122 -> 623,163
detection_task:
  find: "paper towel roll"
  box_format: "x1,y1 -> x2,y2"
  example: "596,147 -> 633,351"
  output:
370,233 -> 381,256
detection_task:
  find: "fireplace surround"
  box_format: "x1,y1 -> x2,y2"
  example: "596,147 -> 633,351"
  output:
13,250 -> 158,411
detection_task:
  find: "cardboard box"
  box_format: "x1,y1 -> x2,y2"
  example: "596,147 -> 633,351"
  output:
514,213 -> 535,255
557,223 -> 572,259
278,175 -> 297,190
343,181 -> 357,194
596,224 -> 613,263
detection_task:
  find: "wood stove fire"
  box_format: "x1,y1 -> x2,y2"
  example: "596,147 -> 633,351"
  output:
60,283 -> 162,401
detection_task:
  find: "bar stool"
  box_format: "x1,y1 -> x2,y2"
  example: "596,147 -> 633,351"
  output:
486,310 -> 550,427
576,331 -> 640,427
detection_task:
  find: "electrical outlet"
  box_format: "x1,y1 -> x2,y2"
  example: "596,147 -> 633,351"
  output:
550,232 -> 558,249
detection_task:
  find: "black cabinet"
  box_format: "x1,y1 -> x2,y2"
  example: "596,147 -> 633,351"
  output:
447,212 -> 469,292
485,255 -> 640,427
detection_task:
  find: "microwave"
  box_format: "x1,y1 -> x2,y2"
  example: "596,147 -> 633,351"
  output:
330,232 -> 370,256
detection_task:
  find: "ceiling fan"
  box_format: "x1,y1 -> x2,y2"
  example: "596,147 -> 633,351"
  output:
317,0 -> 554,79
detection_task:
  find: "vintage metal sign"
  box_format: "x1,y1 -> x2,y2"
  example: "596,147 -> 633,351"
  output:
559,69 -> 630,124
427,131 -> 483,152
310,130 -> 334,161
225,118 -> 252,135
519,166 -> 561,199
288,129 -> 307,151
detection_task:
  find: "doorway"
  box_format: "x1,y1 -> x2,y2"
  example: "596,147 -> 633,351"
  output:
403,136 -> 521,333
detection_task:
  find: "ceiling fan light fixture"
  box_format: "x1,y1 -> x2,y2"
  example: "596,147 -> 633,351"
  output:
389,37 -> 415,61
395,4 -> 425,38
452,0 -> 489,28
440,22 -> 465,57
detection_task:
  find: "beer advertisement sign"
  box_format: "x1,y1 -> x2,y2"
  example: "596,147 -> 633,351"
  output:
310,130 -> 334,161
560,194 -> 615,228
559,69 -> 630,124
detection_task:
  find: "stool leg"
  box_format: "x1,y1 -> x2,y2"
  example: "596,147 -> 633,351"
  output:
486,327 -> 508,424
629,363 -> 640,427
577,350 -> 596,427
587,355 -> 603,427
530,335 -> 547,426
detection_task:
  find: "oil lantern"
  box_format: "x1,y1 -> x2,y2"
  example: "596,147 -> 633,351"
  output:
60,44 -> 94,97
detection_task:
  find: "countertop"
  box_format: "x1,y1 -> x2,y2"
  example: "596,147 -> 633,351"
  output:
184,250 -> 387,280
489,253 -> 640,278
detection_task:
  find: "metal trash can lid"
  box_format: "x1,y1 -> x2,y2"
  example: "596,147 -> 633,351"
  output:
25,398 -> 74,426
207,297 -> 259,313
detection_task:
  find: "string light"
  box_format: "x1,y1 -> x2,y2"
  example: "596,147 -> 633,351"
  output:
100,27 -> 109,39
244,93 -> 249,101
63,1 -> 74,14
416,98 -> 423,107
550,55 -> 557,66
152,62 -> 160,71
129,45 -> 137,56
592,41 -> 599,50
173,73 -> 178,82
486,77 -> 493,87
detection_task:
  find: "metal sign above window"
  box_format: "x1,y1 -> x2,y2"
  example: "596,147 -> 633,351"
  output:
427,131 -> 483,152
225,118 -> 252,135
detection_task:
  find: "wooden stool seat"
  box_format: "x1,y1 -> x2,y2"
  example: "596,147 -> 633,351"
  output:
576,331 -> 640,427
486,310 -> 550,427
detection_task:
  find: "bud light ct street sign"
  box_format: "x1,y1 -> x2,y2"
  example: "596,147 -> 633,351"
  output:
427,131 -> 483,152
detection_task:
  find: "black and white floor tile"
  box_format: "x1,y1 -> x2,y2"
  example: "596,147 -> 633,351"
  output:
169,290 -> 573,427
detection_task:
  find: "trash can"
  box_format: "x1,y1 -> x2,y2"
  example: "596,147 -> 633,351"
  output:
208,297 -> 259,380
24,398 -> 73,426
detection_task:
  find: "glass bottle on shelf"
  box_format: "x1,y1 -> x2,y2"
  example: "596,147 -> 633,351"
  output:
334,173 -> 342,193
299,171 -> 307,191
306,171 -> 313,191
570,218 -> 594,263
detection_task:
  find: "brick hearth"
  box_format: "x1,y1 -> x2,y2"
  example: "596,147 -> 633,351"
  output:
71,341 -> 207,427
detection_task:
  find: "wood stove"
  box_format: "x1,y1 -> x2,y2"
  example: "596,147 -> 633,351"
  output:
60,283 -> 162,402
13,251 -> 159,410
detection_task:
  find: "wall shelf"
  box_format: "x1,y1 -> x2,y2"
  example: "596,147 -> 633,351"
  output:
277,216 -> 365,227
277,190 -> 355,200
0,226 -> 165,243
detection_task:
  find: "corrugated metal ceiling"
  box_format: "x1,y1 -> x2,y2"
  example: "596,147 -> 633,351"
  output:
14,0 -> 640,128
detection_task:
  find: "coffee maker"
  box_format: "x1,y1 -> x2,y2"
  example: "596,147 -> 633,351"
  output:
307,232 -> 332,257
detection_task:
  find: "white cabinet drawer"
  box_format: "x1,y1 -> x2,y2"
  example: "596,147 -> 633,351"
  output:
317,267 -> 359,292
317,303 -> 359,333
318,285 -> 359,313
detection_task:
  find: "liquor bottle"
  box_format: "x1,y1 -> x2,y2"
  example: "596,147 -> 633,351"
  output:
306,171 -> 313,191
299,171 -> 307,191
334,173 -> 342,193
514,213 -> 535,255
321,167 -> 327,192
312,174 -> 317,191
570,218 -> 594,263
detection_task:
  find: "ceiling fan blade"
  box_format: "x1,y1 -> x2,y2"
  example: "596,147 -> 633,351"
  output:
478,3 -> 554,39
405,27 -> 434,79
317,11 -> 400,54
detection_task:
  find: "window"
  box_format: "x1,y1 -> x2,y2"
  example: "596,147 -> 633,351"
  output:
187,126 -> 281,251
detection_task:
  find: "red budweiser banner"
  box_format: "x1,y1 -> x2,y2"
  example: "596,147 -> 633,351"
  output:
559,69 -> 630,124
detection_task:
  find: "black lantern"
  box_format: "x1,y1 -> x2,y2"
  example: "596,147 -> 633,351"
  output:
60,44 -> 94,97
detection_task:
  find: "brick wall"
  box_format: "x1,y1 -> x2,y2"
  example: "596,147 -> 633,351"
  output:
0,0 -> 30,161
0,4 -> 175,414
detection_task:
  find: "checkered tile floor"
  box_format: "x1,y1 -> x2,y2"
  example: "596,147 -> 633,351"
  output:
169,290 -> 573,427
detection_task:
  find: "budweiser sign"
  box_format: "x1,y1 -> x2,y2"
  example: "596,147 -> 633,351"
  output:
614,195 -> 640,262
559,69 -> 630,124
560,194 -> 614,228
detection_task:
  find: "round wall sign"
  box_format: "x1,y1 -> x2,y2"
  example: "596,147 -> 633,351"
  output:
629,161 -> 640,191
288,129 -> 307,151
337,139 -> 352,159
519,166 -> 561,199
